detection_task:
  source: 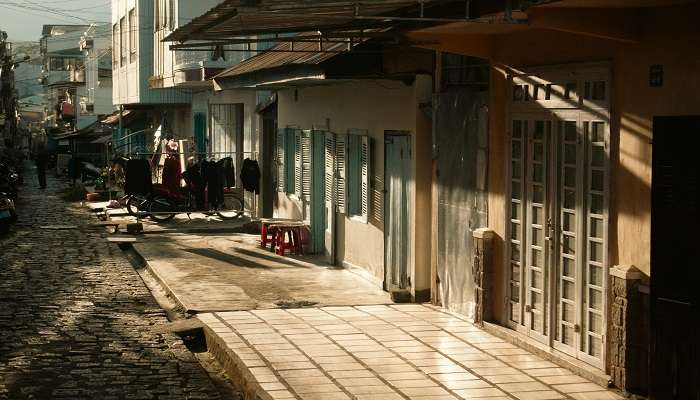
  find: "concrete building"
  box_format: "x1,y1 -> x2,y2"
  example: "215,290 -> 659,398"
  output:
39,24 -> 90,133
408,0 -> 700,398
78,25 -> 114,128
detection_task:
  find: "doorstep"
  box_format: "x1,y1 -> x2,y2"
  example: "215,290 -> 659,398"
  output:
482,321 -> 612,388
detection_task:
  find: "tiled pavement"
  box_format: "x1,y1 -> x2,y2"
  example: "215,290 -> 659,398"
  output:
198,305 -> 624,400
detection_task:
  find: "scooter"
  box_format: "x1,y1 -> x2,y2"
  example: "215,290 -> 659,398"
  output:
0,162 -> 19,201
0,192 -> 17,234
147,178 -> 244,222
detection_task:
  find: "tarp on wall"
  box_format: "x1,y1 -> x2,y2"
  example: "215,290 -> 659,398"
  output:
435,88 -> 488,319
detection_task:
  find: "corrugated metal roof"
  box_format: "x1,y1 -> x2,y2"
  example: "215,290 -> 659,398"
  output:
165,0 -> 445,42
215,33 -> 355,78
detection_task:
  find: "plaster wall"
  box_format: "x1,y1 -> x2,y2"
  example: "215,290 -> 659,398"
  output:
419,4 -> 700,321
275,77 -> 433,294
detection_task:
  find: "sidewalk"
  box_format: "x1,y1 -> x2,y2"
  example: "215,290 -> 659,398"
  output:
199,305 -> 623,400
90,209 -> 624,400
134,232 -> 391,312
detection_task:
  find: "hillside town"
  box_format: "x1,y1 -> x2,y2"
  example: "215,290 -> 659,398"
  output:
0,1 -> 698,400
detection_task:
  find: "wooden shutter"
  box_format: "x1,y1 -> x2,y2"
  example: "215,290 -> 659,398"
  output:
284,128 -> 295,193
324,132 -> 335,204
335,133 -> 347,213
361,135 -> 370,222
294,129 -> 302,197
276,128 -> 285,192
346,134 -> 361,215
301,130 -> 312,200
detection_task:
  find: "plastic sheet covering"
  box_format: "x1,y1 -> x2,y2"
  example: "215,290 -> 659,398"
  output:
435,88 -> 488,319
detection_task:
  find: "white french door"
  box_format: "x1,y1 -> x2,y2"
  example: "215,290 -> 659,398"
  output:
507,110 -> 609,369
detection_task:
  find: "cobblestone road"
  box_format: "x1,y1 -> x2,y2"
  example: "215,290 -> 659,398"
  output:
0,170 -> 223,399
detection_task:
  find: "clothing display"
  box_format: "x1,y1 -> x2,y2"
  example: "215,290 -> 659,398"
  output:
218,157 -> 235,188
124,159 -> 152,195
240,158 -> 261,194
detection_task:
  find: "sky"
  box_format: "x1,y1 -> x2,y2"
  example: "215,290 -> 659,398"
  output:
0,0 -> 111,42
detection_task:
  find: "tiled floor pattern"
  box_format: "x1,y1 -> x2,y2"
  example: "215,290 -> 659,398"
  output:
199,304 -> 623,400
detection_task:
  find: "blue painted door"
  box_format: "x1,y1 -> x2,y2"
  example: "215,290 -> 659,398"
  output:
384,133 -> 411,290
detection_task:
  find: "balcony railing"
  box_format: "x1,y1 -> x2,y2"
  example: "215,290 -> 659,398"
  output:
70,69 -> 85,83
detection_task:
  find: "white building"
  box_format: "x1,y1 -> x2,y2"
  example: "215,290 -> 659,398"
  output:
40,24 -> 90,132
77,24 -> 115,128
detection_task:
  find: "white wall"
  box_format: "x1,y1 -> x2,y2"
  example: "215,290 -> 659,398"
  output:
275,77 -> 433,293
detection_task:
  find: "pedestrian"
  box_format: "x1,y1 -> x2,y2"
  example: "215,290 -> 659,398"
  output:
35,144 -> 49,189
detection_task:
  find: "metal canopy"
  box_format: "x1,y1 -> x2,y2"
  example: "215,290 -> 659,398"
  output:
164,0 -> 465,42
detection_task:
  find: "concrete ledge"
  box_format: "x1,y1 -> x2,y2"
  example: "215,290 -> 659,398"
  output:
610,265 -> 642,280
482,321 -> 612,388
202,323 -> 276,400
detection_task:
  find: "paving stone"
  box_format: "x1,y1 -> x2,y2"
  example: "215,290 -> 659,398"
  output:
0,173 -> 224,400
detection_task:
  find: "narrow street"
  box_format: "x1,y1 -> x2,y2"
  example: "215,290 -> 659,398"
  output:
0,170 -> 227,400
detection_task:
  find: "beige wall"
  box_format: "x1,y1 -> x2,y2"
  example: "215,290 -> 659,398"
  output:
413,3 -> 700,320
276,77 -> 433,295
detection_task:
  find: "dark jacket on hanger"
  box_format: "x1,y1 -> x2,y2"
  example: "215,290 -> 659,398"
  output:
183,164 -> 205,210
125,159 -> 152,195
240,158 -> 261,194
218,157 -> 235,188
202,160 -> 225,206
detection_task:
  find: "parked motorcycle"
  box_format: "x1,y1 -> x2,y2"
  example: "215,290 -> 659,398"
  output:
147,184 -> 244,222
0,192 -> 17,234
0,162 -> 20,201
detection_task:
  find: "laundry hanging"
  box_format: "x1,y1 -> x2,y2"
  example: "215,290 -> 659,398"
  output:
240,158 -> 261,194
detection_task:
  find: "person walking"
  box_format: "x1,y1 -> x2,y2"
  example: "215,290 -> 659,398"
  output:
35,144 -> 49,189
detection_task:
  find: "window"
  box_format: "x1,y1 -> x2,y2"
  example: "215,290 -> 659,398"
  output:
112,23 -> 118,68
276,128 -> 297,193
129,8 -> 136,63
344,130 -> 370,221
119,17 -> 126,67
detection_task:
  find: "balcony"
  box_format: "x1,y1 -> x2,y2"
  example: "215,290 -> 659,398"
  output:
70,69 -> 85,83
45,70 -> 71,86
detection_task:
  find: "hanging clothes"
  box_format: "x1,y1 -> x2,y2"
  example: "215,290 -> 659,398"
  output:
201,160 -> 225,207
125,159 -> 152,195
240,158 -> 261,194
218,157 -> 235,188
162,155 -> 181,195
183,164 -> 205,210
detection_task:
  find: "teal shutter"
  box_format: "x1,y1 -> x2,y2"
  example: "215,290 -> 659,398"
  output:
324,132 -> 335,205
284,128 -> 295,193
346,133 -> 361,215
301,130 -> 312,201
294,129 -> 302,197
361,135 -> 370,222
276,128 -> 286,192
335,133 -> 347,214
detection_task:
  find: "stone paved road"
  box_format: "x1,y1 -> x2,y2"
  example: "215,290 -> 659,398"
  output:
0,170 -> 223,399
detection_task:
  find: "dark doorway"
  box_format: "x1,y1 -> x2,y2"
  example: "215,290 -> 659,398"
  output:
261,102 -> 277,218
650,116 -> 700,400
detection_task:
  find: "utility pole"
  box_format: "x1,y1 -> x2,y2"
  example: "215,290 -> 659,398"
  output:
0,30 -> 19,143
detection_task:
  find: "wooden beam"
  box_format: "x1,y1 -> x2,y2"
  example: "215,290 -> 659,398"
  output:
528,7 -> 642,42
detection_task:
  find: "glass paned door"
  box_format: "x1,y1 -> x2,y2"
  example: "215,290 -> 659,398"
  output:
507,112 -> 608,368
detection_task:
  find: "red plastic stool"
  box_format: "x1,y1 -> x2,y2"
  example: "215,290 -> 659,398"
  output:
273,224 -> 304,256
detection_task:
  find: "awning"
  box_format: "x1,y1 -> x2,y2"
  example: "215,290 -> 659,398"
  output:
164,0 -> 461,43
90,134 -> 112,144
100,109 -> 143,125
213,31 -> 372,89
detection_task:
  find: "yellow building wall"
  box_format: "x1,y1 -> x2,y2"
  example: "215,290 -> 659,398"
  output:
414,3 -> 700,320
276,77 -> 433,294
